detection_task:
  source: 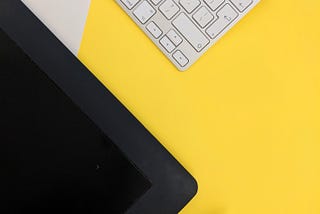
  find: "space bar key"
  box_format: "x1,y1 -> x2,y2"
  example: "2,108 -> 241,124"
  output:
172,13 -> 209,52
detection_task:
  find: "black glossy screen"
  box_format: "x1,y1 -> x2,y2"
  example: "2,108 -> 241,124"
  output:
0,29 -> 151,214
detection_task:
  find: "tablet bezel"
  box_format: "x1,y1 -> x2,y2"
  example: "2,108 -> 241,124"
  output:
0,1 -> 197,213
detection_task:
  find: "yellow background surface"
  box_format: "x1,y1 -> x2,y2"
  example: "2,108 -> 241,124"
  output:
78,0 -> 320,213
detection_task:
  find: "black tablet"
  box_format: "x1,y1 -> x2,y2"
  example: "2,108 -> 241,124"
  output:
0,0 -> 197,213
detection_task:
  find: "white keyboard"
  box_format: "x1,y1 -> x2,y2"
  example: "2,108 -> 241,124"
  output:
116,0 -> 260,71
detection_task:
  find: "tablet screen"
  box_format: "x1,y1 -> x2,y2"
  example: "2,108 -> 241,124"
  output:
0,29 -> 151,213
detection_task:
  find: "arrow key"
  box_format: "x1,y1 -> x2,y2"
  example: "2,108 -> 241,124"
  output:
173,50 -> 189,67
167,29 -> 183,46
160,36 -> 176,53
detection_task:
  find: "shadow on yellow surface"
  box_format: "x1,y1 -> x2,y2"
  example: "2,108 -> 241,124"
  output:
78,0 -> 320,213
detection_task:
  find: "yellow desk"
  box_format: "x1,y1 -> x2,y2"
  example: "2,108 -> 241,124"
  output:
78,0 -> 320,213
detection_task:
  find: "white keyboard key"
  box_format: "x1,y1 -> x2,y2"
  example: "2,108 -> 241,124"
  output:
146,22 -> 163,38
173,50 -> 189,67
204,0 -> 224,11
173,13 -> 209,52
230,0 -> 253,12
116,0 -> 260,71
150,0 -> 162,5
159,0 -> 180,20
121,0 -> 140,9
160,36 -> 176,53
193,6 -> 214,28
180,0 -> 200,14
206,4 -> 238,39
133,1 -> 156,24
167,29 -> 183,46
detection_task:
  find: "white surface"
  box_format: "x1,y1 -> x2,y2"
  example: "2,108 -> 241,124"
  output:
116,0 -> 260,71
21,0 -> 91,55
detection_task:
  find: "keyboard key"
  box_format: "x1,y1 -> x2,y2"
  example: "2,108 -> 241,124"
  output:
193,6 -> 214,28
173,13 -> 209,52
204,0 -> 224,11
167,29 -> 183,46
160,36 -> 176,53
133,1 -> 156,24
230,0 -> 253,12
146,22 -> 163,38
173,50 -> 189,67
150,0 -> 162,5
121,0 -> 140,9
180,0 -> 201,14
159,0 -> 180,20
116,0 -> 260,71
206,4 -> 238,39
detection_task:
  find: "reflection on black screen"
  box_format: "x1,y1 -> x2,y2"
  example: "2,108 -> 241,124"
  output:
0,29 -> 151,213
